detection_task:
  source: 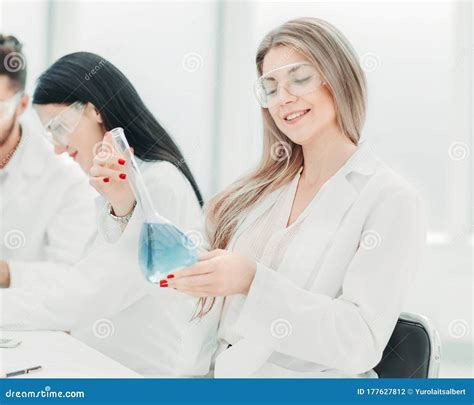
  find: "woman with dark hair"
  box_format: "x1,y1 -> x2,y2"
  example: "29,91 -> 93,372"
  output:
33,51 -> 203,207
32,51 -> 204,244
0,52 -> 221,377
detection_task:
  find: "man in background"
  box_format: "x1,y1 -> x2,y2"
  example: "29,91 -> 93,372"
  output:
0,34 -> 97,288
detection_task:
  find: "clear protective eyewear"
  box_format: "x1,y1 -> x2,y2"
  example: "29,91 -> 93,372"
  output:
0,92 -> 23,120
254,62 -> 323,108
43,101 -> 86,146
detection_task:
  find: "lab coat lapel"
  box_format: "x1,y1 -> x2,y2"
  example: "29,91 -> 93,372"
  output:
277,172 -> 357,288
216,175 -> 358,378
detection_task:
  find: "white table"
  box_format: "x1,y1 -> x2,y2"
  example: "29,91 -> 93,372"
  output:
0,331 -> 141,378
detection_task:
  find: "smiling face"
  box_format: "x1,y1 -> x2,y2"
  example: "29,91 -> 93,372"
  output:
262,46 -> 339,147
34,102 -> 105,172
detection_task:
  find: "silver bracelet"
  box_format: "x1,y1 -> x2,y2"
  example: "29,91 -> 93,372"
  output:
107,201 -> 137,224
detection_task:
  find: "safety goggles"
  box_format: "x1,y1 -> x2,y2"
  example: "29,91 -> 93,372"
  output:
43,101 -> 86,146
254,62 -> 323,108
0,92 -> 23,120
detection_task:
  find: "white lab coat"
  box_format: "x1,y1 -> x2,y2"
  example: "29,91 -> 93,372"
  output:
0,159 -> 222,377
214,143 -> 427,378
0,115 -> 97,286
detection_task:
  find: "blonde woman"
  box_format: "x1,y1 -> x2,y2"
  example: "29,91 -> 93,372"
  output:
166,18 -> 427,378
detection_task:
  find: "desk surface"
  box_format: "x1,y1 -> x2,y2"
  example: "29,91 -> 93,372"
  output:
1,331 -> 141,378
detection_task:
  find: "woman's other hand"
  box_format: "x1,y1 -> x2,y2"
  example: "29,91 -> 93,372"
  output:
165,249 -> 257,297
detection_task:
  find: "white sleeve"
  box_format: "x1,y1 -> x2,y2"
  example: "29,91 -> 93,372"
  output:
0,162 -> 204,332
233,188 -> 427,374
0,209 -> 151,332
7,176 -> 97,289
96,197 -> 128,244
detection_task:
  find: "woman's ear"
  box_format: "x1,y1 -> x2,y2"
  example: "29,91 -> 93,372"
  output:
92,105 -> 104,125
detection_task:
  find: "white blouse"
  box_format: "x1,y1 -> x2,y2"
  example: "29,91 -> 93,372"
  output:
217,168 -> 304,347
233,167 -> 304,271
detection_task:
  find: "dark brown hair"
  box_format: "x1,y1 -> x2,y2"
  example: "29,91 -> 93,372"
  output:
0,34 -> 27,91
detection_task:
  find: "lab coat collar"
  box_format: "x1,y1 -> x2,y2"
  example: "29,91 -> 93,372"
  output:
277,170 -> 356,286
231,140 -> 378,248
342,139 -> 378,177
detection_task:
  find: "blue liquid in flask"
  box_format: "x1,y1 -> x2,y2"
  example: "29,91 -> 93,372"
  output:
110,128 -> 199,283
138,222 -> 198,283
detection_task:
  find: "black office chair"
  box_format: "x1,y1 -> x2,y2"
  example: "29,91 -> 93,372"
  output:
374,312 -> 441,378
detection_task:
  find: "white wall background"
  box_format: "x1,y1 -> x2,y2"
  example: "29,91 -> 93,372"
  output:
1,0 -> 472,377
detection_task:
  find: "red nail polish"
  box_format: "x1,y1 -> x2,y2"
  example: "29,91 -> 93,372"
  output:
160,280 -> 168,287
167,274 -> 175,279
118,158 -> 126,165
103,177 -> 110,183
119,173 -> 127,180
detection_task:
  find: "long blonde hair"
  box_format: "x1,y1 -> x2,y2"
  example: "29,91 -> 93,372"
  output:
193,17 -> 367,318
